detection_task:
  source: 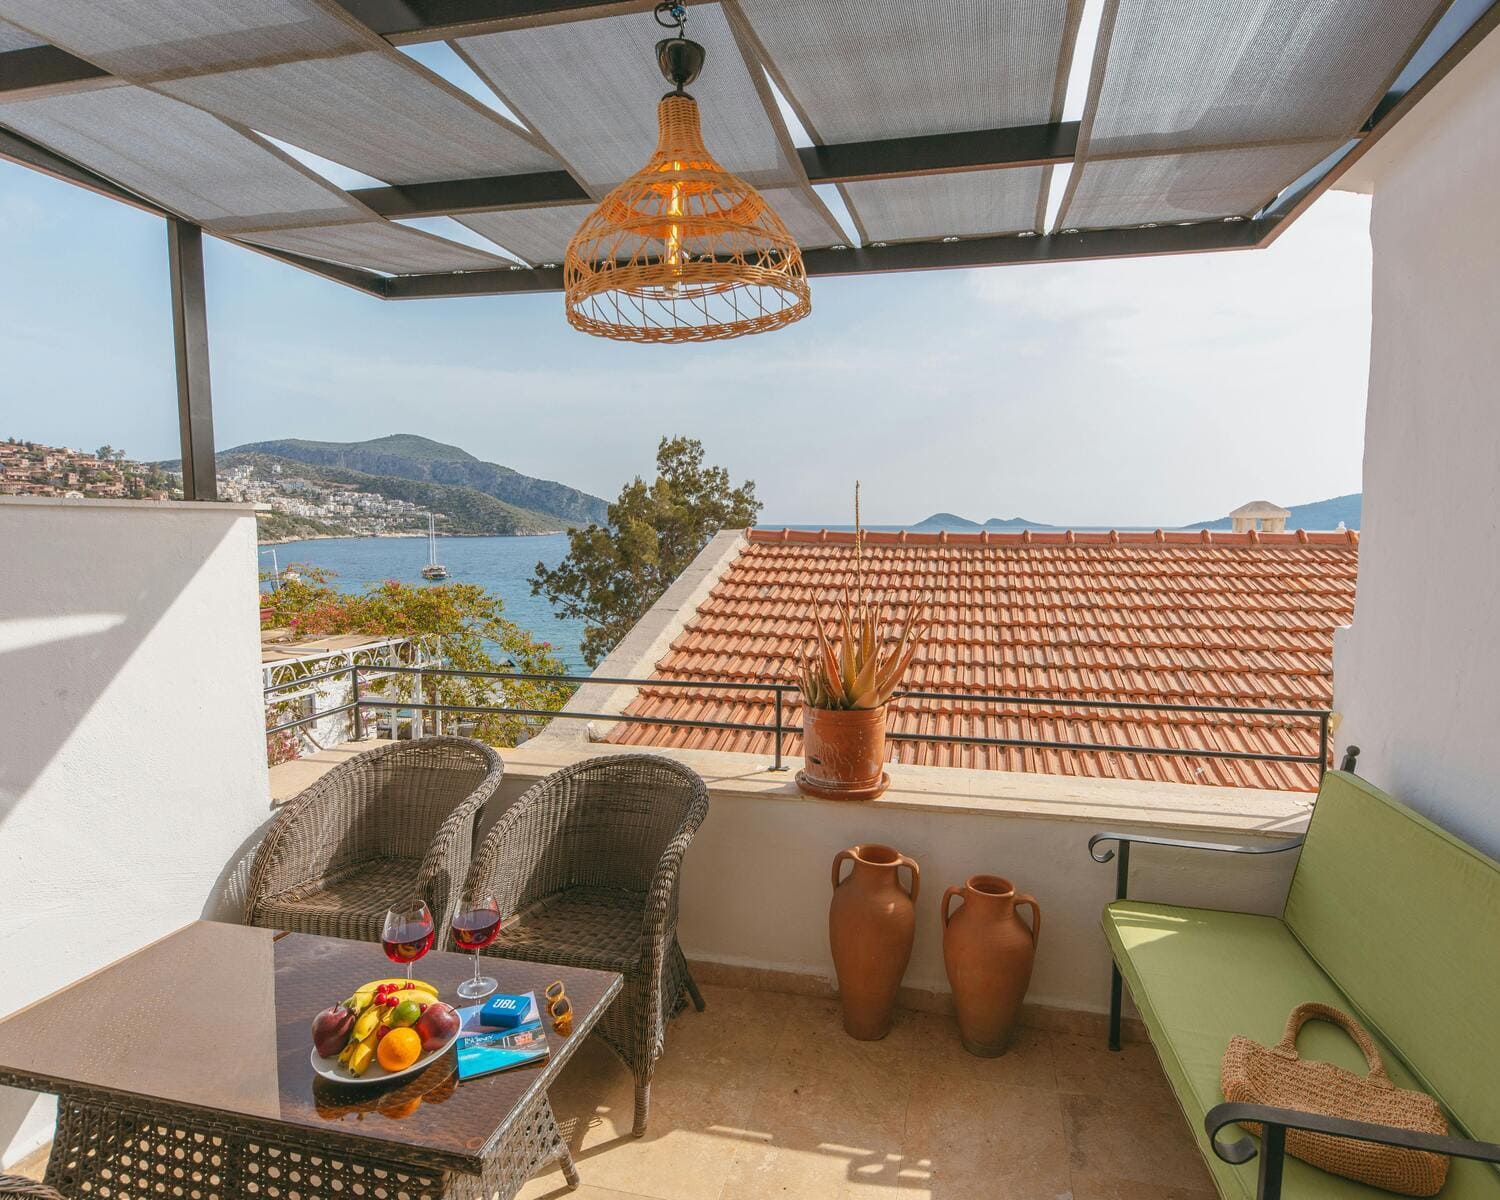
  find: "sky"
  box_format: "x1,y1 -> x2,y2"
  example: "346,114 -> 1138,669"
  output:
0,155 -> 1374,528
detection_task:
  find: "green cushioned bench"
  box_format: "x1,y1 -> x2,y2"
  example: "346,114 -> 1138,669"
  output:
1090,770 -> 1500,1200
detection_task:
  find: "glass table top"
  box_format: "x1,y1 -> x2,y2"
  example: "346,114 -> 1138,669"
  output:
0,921 -> 622,1173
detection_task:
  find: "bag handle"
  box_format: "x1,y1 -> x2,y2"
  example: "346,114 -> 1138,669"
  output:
1273,1002 -> 1392,1088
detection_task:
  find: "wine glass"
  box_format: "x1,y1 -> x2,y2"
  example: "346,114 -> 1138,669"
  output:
381,899 -> 435,982
451,894 -> 502,1000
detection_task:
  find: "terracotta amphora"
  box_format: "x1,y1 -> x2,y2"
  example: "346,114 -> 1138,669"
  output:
829,844 -> 919,1039
941,875 -> 1041,1056
797,706 -> 890,800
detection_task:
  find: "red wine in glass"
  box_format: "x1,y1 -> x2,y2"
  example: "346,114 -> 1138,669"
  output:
452,910 -> 502,951
381,901 -> 435,980
453,895 -> 501,1000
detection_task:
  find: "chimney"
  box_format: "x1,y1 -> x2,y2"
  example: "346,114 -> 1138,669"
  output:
1229,500 -> 1291,533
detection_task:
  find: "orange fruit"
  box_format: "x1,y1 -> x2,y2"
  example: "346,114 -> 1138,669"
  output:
376,1026 -> 422,1072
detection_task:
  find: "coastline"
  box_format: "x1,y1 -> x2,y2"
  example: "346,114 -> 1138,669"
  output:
257,528 -> 567,546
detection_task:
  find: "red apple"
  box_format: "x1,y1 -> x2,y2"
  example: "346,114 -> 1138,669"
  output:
311,1003 -> 355,1058
414,1002 -> 460,1052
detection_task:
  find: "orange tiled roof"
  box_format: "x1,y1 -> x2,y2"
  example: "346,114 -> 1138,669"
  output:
608,527 -> 1359,791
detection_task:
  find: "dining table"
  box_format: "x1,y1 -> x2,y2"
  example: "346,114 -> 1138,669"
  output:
0,920 -> 622,1199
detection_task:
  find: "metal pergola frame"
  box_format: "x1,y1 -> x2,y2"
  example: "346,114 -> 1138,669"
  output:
0,0 -> 1496,499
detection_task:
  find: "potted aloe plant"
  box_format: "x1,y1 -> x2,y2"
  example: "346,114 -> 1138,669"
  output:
796,492 -> 927,801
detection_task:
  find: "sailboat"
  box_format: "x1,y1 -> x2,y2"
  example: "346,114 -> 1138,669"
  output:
420,512 -> 449,580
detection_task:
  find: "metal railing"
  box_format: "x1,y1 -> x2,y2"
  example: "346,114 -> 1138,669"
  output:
264,664 -> 1334,782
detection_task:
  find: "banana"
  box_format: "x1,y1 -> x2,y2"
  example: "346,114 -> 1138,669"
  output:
383,987 -> 437,1008
351,1006 -> 383,1043
347,1033 -> 377,1077
346,978 -> 438,1012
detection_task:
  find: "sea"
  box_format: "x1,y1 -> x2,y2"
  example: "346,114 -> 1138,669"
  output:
262,534 -> 588,673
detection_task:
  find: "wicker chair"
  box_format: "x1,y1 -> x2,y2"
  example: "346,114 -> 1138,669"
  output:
245,737 -> 503,941
465,754 -> 709,1138
0,1176 -> 63,1199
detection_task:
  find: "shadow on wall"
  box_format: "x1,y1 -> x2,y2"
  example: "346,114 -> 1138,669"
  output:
0,505 -> 267,1166
0,513 -> 247,828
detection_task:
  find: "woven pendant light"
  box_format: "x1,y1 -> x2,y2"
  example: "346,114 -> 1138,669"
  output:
564,3 -> 810,343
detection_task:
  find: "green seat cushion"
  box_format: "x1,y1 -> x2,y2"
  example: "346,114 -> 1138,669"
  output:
1104,900 -> 1500,1199
1285,772 -> 1500,1146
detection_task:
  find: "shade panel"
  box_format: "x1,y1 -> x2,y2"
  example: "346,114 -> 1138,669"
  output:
0,0 -> 559,185
0,19 -> 44,52
1059,141 -> 1344,231
757,186 -> 848,250
1081,0 -> 1445,156
159,53 -> 560,186
238,221 -> 510,275
456,3 -> 806,193
0,0 -> 366,75
457,205 -> 590,267
734,0 -> 1076,142
843,168 -> 1047,244
0,83 -> 363,231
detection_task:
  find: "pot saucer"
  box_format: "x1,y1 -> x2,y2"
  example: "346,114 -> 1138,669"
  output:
794,769 -> 890,801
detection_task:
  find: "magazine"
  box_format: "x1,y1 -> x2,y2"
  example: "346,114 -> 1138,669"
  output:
455,994 -> 550,1080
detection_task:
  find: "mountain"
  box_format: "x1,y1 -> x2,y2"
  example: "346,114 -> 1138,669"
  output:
1187,493 -> 1362,532
911,513 -> 1064,532
222,452 -> 574,537
228,435 -> 608,526
911,493 -> 1361,534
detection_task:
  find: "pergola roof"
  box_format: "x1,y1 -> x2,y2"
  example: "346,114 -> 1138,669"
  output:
0,0 -> 1495,300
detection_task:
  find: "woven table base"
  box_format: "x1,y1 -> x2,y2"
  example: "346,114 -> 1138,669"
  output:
40,1088 -> 575,1200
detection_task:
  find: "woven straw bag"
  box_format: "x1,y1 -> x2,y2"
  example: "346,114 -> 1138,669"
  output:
1221,1002 -> 1449,1196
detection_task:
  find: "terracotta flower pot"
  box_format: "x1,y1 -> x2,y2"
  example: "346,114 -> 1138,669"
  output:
941,875 -> 1041,1057
797,705 -> 890,800
829,843 -> 919,1040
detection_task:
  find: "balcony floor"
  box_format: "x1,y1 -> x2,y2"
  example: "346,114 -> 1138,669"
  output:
9,983 -> 1216,1199
522,983 -> 1215,1200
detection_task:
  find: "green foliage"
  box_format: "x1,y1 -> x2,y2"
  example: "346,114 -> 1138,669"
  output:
532,436 -> 761,667
255,510 -> 352,542
262,569 -> 572,747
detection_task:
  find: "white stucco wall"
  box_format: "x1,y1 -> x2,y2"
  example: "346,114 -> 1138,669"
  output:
672,790 -> 1302,1011
0,498 -> 272,1166
1332,28 -> 1500,858
490,746 -> 1306,1017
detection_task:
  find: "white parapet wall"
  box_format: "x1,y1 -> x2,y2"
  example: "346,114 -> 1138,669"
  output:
1332,25 -> 1500,858
493,743 -> 1310,1020
0,498 -> 272,1167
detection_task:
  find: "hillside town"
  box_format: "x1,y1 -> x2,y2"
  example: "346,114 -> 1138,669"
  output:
0,438 -> 174,499
215,461 -> 427,534
0,440 -> 431,537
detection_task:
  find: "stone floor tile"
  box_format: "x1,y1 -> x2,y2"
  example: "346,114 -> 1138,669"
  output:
897,1157 -> 1075,1199
901,1073 -> 1069,1194
719,1063 -> 912,1200
523,1037 -> 753,1200
1068,1170 -> 1218,1199
764,995 -> 921,1095
1061,1092 -> 1215,1192
908,1013 -> 1058,1091
518,1186 -> 668,1200
1049,1032 -> 1175,1103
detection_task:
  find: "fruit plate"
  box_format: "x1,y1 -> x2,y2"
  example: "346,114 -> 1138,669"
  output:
310,1029 -> 460,1086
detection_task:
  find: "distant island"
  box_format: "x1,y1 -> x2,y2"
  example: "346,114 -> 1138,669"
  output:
902,493 -> 1361,534
155,433 -> 610,543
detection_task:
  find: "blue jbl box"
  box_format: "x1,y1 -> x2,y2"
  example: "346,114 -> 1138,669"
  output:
480,993 -> 531,1029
